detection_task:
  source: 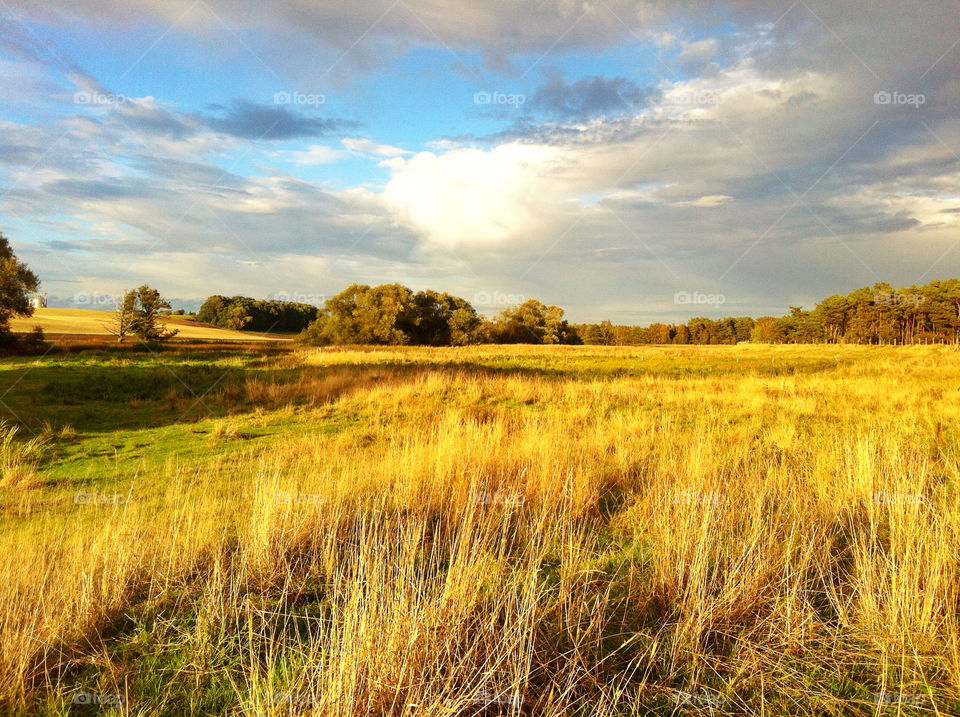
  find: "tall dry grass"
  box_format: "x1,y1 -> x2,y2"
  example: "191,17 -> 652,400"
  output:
0,344 -> 958,714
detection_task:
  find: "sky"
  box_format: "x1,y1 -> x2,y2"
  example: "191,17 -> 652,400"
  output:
0,0 -> 958,322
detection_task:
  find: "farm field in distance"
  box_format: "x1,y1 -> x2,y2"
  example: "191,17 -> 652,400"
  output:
8,308 -> 291,342
0,343 -> 958,715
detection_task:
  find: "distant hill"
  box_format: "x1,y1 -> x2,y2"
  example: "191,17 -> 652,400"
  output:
9,308 -> 290,342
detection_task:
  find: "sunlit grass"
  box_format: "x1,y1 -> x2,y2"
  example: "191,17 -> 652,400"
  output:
0,344 -> 958,714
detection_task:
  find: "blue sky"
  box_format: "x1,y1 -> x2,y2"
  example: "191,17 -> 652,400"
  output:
1,1 -> 958,320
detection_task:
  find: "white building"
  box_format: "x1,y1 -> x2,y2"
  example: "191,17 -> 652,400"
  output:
28,293 -> 47,309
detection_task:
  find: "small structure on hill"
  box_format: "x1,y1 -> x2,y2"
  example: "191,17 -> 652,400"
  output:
28,293 -> 47,309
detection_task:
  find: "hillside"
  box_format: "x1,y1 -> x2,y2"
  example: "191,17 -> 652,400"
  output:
10,308 -> 291,342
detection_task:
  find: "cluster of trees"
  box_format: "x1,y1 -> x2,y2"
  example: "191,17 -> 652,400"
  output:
297,284 -> 579,346
757,281 -> 960,344
486,299 -> 578,344
197,295 -> 319,333
576,317 -> 756,345
299,284 -> 481,346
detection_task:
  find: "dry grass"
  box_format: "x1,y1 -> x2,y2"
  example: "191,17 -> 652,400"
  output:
0,344 -> 958,714
0,420 -> 48,489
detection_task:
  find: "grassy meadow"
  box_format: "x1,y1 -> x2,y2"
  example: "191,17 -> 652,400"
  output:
0,343 -> 958,715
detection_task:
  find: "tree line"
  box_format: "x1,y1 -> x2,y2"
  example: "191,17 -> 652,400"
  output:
768,280 -> 960,344
3,229 -> 960,348
575,317 -> 756,345
194,279 -> 960,347
294,279 -> 960,347
574,280 -> 960,345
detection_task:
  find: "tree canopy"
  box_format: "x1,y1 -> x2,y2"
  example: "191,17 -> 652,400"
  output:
0,232 -> 40,343
299,284 -> 483,346
110,286 -> 179,342
197,296 -> 319,333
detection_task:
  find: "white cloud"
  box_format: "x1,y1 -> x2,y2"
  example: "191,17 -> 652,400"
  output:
279,144 -> 344,165
382,144 -> 566,246
675,195 -> 734,207
342,137 -> 411,157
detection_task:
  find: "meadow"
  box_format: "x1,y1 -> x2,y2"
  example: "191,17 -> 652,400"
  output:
0,343 -> 958,715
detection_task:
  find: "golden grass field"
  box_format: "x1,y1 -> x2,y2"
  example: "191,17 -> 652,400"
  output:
0,343 -> 958,715
9,308 -> 289,341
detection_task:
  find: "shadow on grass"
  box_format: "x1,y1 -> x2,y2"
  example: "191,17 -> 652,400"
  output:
0,345 -> 848,439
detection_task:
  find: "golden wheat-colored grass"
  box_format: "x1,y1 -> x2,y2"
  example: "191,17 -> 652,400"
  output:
1,344 -> 958,714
